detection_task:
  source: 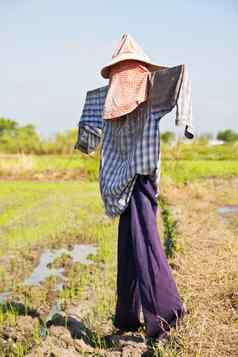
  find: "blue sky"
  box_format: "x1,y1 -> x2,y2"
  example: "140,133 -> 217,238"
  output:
0,0 -> 237,138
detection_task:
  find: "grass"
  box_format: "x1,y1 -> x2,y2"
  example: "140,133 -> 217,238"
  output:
0,179 -> 118,355
158,195 -> 178,258
0,142 -> 238,182
162,159 -> 238,183
0,153 -> 99,180
159,177 -> 238,356
0,151 -> 237,355
0,177 -> 237,355
161,141 -> 238,160
0,181 -> 101,253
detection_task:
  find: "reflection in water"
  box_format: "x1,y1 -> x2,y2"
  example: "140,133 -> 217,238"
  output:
217,205 -> 238,215
0,244 -> 97,324
24,244 -> 97,286
33,244 -> 97,338
0,243 -> 97,338
0,291 -> 11,304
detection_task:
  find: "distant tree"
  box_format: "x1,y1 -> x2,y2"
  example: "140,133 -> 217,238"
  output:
0,117 -> 18,136
15,124 -> 42,153
217,129 -> 238,143
0,119 -> 43,154
161,131 -> 175,144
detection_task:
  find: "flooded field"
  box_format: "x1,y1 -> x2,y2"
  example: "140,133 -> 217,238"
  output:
0,167 -> 237,355
25,244 -> 97,286
218,205 -> 238,215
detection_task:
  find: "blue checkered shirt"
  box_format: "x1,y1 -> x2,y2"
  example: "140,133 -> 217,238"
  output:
74,64 -> 194,217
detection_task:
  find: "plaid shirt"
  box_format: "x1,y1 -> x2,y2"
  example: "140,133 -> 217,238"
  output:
74,64 -> 194,217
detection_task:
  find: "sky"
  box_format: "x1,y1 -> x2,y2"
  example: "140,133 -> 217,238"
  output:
0,0 -> 237,139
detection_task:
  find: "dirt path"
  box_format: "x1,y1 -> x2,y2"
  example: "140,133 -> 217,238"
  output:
162,177 -> 238,356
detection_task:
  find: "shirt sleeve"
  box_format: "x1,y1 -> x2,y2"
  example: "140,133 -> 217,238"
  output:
74,124 -> 102,154
74,86 -> 107,154
175,64 -> 194,139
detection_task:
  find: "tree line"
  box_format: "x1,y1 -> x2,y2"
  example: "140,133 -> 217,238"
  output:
0,117 -> 76,154
0,117 -> 237,154
161,130 -> 238,144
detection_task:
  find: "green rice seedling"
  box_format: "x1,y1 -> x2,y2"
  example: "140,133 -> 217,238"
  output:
159,196 -> 178,258
15,342 -> 27,357
162,159 -> 238,184
0,305 -> 4,325
32,319 -> 41,346
4,303 -> 18,327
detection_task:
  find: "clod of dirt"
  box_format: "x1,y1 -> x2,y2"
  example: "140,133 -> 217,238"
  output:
0,315 -> 39,356
26,325 -> 95,356
74,337 -> 94,353
47,254 -> 72,270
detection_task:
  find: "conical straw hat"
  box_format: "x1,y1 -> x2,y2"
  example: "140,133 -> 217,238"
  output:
101,33 -> 168,79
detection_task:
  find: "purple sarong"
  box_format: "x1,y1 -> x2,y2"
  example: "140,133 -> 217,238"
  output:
114,174 -> 184,338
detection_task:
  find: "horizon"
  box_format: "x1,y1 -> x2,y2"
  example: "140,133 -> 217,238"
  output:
0,1 -> 237,139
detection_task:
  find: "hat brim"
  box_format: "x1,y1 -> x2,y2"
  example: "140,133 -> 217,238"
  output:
100,53 -> 168,78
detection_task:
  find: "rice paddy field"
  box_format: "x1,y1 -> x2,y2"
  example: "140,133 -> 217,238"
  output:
0,143 -> 238,356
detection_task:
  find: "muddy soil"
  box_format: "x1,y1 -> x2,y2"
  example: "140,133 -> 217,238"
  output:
0,177 -> 238,356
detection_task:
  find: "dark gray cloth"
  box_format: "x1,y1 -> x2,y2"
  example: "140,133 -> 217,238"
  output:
149,64 -> 193,138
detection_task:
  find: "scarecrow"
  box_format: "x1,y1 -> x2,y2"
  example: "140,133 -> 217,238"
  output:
74,33 -> 194,339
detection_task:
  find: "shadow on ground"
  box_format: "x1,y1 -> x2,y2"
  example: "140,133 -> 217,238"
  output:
0,300 -> 161,356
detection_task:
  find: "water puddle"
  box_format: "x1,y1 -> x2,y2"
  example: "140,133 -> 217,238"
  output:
217,205 -> 238,215
24,244 -> 97,286
0,291 -> 11,304
31,244 -> 97,338
0,243 -> 97,333
24,250 -> 65,286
